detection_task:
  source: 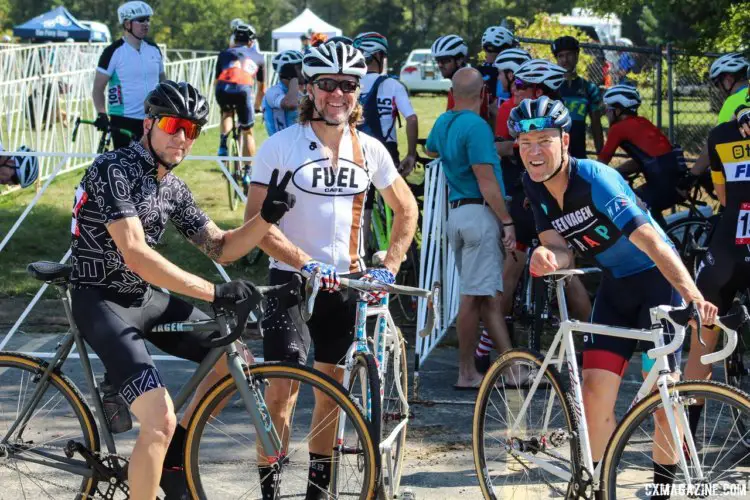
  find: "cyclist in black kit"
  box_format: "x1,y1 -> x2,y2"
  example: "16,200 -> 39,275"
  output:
69,80 -> 295,499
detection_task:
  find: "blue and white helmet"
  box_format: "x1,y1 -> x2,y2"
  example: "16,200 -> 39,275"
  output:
493,48 -> 532,73
603,85 -> 642,111
13,146 -> 39,188
431,35 -> 468,58
272,50 -> 304,73
353,32 -> 389,58
303,41 -> 367,80
507,96 -> 572,139
709,53 -> 749,80
117,1 -> 153,25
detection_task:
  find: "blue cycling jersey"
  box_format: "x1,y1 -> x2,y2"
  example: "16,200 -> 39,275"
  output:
523,158 -> 671,278
262,82 -> 298,136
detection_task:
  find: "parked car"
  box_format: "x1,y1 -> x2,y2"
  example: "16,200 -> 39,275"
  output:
399,49 -> 451,94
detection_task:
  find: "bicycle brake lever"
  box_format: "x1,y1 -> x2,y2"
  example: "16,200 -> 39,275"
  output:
692,302 -> 705,347
302,268 -> 321,322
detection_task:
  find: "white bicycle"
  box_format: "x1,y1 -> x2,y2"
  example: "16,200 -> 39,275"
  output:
472,268 -> 750,499
305,269 -> 440,499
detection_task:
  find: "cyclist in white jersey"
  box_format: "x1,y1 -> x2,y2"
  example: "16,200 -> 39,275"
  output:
262,50 -> 303,136
92,2 -> 165,149
246,41 -> 418,500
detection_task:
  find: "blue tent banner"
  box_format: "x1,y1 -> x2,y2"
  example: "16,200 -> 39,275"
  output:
13,6 -> 92,42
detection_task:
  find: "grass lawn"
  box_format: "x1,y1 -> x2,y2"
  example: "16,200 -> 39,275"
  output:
0,95 -> 447,299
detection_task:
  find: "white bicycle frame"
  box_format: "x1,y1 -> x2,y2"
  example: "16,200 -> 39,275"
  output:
504,268 -> 738,491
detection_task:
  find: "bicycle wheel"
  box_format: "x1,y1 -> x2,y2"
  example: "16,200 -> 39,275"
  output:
394,244 -> 419,324
0,352 -> 100,498
226,134 -> 241,211
665,216 -> 713,277
185,362 -> 379,500
601,381 -> 750,499
473,348 -> 580,499
379,328 -> 408,500
724,320 -> 750,449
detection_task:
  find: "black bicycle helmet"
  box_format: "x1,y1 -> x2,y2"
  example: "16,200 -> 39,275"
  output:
551,36 -> 580,56
145,80 -> 209,126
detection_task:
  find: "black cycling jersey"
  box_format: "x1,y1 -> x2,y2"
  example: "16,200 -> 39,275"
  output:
696,120 -> 750,313
70,142 -> 210,296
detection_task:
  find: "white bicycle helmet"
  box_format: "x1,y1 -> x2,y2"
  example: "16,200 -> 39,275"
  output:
493,48 -> 532,73
709,53 -> 749,80
117,1 -> 153,25
272,50 -> 304,73
353,32 -> 389,58
603,85 -> 642,111
482,26 -> 517,50
431,35 -> 468,58
514,59 -> 567,90
229,18 -> 244,30
303,41 -> 367,80
507,96 -> 572,139
13,146 -> 39,189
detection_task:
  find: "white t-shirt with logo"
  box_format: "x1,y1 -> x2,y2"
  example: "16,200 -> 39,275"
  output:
359,73 -> 415,144
251,123 -> 400,274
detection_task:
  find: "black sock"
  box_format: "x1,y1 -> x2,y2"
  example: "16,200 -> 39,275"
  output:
258,465 -> 279,500
305,453 -> 332,500
163,425 -> 186,469
652,462 -> 677,499
688,404 -> 704,440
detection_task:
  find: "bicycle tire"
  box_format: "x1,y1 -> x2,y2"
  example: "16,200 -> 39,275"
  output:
394,243 -> 419,324
0,352 -> 100,498
664,216 -> 713,277
601,380 -> 750,500
473,348 -> 581,500
184,361 -> 379,500
348,353 -> 382,439
723,319 -> 750,449
227,134 -> 241,211
378,329 -> 409,500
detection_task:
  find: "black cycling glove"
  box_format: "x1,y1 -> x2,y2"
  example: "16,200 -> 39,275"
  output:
93,112 -> 109,132
213,280 -> 257,310
261,169 -> 296,224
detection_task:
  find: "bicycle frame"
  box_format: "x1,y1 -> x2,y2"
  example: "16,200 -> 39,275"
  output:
2,283 -> 286,478
503,270 -> 736,491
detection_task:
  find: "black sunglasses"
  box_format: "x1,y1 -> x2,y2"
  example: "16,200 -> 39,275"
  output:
435,56 -> 454,65
313,78 -> 359,94
132,17 -> 151,23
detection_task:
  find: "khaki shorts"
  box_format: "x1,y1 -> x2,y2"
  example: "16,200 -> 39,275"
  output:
447,204 -> 504,296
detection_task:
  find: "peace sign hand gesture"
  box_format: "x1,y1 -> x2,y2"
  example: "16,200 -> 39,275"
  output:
260,169 -> 296,224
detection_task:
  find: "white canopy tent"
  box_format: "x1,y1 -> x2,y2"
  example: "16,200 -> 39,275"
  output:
272,8 -> 342,52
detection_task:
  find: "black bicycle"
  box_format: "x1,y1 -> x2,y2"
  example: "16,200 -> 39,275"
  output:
72,117 -> 135,154
0,262 -> 380,499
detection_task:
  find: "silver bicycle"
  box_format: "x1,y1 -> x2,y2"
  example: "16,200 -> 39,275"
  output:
473,267 -> 750,499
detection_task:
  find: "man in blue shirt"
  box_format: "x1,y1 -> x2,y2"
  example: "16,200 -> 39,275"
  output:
511,96 -> 717,498
425,67 -> 515,389
262,50 -> 303,136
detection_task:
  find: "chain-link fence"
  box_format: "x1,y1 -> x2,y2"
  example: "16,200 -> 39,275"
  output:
517,37 -> 731,160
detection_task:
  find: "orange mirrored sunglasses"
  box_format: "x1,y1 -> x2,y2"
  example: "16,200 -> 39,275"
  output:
154,116 -> 202,140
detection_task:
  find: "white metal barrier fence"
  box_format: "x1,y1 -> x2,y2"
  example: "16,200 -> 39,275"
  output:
415,160 -> 460,375
0,56 -> 221,186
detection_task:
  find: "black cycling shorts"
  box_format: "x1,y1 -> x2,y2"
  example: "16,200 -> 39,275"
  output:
215,82 -> 255,130
509,193 -> 538,251
262,269 -> 359,365
583,266 -> 683,376
109,115 -> 144,150
696,242 -> 750,314
71,287 -> 213,405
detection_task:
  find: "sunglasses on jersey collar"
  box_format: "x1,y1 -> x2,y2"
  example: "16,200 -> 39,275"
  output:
152,116 -> 202,140
313,78 -> 360,94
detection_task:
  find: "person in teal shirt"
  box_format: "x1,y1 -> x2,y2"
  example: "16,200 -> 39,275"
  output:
424,67 -> 515,390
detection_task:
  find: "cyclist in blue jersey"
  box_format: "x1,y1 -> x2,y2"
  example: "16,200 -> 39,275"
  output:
551,36 -> 604,159
512,96 -> 717,499
262,50 -> 303,136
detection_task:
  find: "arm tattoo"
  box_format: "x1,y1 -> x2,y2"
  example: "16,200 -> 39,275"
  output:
190,222 -> 226,261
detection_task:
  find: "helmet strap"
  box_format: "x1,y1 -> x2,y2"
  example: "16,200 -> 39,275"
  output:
124,22 -> 145,42
146,125 -> 180,171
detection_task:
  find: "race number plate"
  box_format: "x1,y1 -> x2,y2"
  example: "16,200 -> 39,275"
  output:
736,202 -> 750,244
